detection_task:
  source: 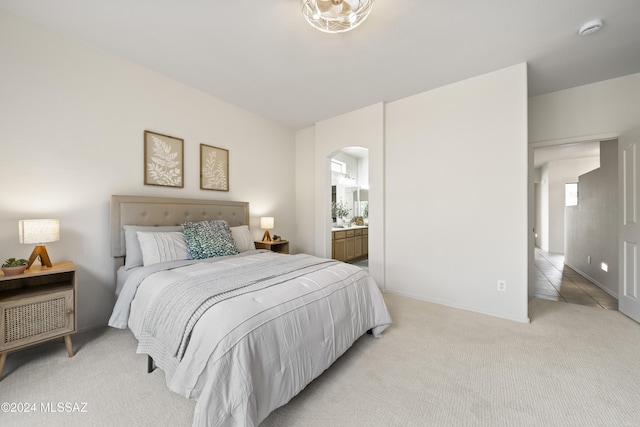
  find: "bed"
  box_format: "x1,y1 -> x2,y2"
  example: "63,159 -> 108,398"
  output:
107,195 -> 392,426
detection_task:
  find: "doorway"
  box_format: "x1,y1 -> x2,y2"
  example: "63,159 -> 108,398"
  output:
329,147 -> 369,269
531,139 -> 619,309
533,141 -> 600,254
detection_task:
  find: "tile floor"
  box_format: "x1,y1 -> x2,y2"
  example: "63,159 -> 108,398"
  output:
534,248 -> 618,310
350,257 -> 369,272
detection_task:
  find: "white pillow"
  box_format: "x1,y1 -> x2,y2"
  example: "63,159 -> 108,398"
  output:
230,225 -> 255,252
136,231 -> 189,266
123,225 -> 183,269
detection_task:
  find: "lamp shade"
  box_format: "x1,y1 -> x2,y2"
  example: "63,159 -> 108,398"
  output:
19,219 -> 60,244
260,217 -> 274,230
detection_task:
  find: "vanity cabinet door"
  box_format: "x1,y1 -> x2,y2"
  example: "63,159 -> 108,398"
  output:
354,235 -> 363,258
346,236 -> 355,260
332,231 -> 347,261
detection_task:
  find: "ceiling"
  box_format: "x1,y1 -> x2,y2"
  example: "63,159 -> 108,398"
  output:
2,1 -> 640,130
341,147 -> 369,159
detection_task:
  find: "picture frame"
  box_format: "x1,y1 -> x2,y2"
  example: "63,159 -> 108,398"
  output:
144,130 -> 184,188
200,144 -> 229,191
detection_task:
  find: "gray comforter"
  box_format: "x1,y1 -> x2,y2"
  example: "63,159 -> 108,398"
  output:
139,254 -> 338,361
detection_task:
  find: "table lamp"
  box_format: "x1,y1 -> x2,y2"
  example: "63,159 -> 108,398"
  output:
19,219 -> 60,268
260,217 -> 274,242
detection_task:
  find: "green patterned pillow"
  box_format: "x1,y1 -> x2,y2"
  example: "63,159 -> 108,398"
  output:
182,220 -> 239,259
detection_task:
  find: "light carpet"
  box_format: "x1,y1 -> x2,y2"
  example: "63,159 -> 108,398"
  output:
1,293 -> 639,426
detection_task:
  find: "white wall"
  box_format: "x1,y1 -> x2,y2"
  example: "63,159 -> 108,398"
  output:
529,72 -> 640,144
534,183 -> 542,248
295,127 -> 316,255
297,65 -> 530,322
539,164 -> 550,251
384,63 -> 529,322
0,10 -> 296,331
565,140 -> 619,296
543,157 -> 600,254
357,155 -> 369,189
296,64 -> 528,322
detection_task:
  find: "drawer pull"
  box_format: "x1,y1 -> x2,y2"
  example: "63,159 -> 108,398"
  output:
67,308 -> 74,315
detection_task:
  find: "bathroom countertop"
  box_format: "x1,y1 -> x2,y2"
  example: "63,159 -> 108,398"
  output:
331,225 -> 368,232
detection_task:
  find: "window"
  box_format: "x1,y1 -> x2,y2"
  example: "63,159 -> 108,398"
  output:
331,159 -> 346,174
565,182 -> 578,206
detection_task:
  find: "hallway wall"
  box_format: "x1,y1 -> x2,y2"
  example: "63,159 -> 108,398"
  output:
542,157 -> 600,253
529,72 -> 640,144
565,140 -> 619,297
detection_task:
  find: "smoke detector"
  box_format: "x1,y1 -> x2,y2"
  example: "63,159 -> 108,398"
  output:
578,19 -> 603,36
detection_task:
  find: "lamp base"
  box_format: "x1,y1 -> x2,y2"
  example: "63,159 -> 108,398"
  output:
262,230 -> 272,242
27,245 -> 53,269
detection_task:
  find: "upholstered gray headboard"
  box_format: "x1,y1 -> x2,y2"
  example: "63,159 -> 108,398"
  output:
110,195 -> 250,257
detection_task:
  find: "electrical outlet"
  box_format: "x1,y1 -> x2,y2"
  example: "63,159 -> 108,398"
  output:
497,280 -> 507,292
588,256 -> 591,264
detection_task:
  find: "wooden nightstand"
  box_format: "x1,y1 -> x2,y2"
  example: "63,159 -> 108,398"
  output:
255,240 -> 289,254
0,261 -> 77,380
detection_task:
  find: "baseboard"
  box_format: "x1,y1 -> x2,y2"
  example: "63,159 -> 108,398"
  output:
385,289 -> 531,324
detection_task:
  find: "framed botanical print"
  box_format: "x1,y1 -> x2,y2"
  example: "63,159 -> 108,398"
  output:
200,144 -> 229,191
144,130 -> 184,188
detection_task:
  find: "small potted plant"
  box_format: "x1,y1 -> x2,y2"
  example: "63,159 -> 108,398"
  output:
2,258 -> 29,276
331,201 -> 350,225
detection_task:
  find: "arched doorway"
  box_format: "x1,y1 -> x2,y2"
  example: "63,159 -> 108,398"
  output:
329,147 -> 369,269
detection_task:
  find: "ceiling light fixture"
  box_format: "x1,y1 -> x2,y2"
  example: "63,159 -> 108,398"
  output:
578,19 -> 603,36
301,0 -> 374,34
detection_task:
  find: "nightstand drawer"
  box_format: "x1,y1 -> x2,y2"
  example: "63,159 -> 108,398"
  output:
254,240 -> 289,254
1,288 -> 74,352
